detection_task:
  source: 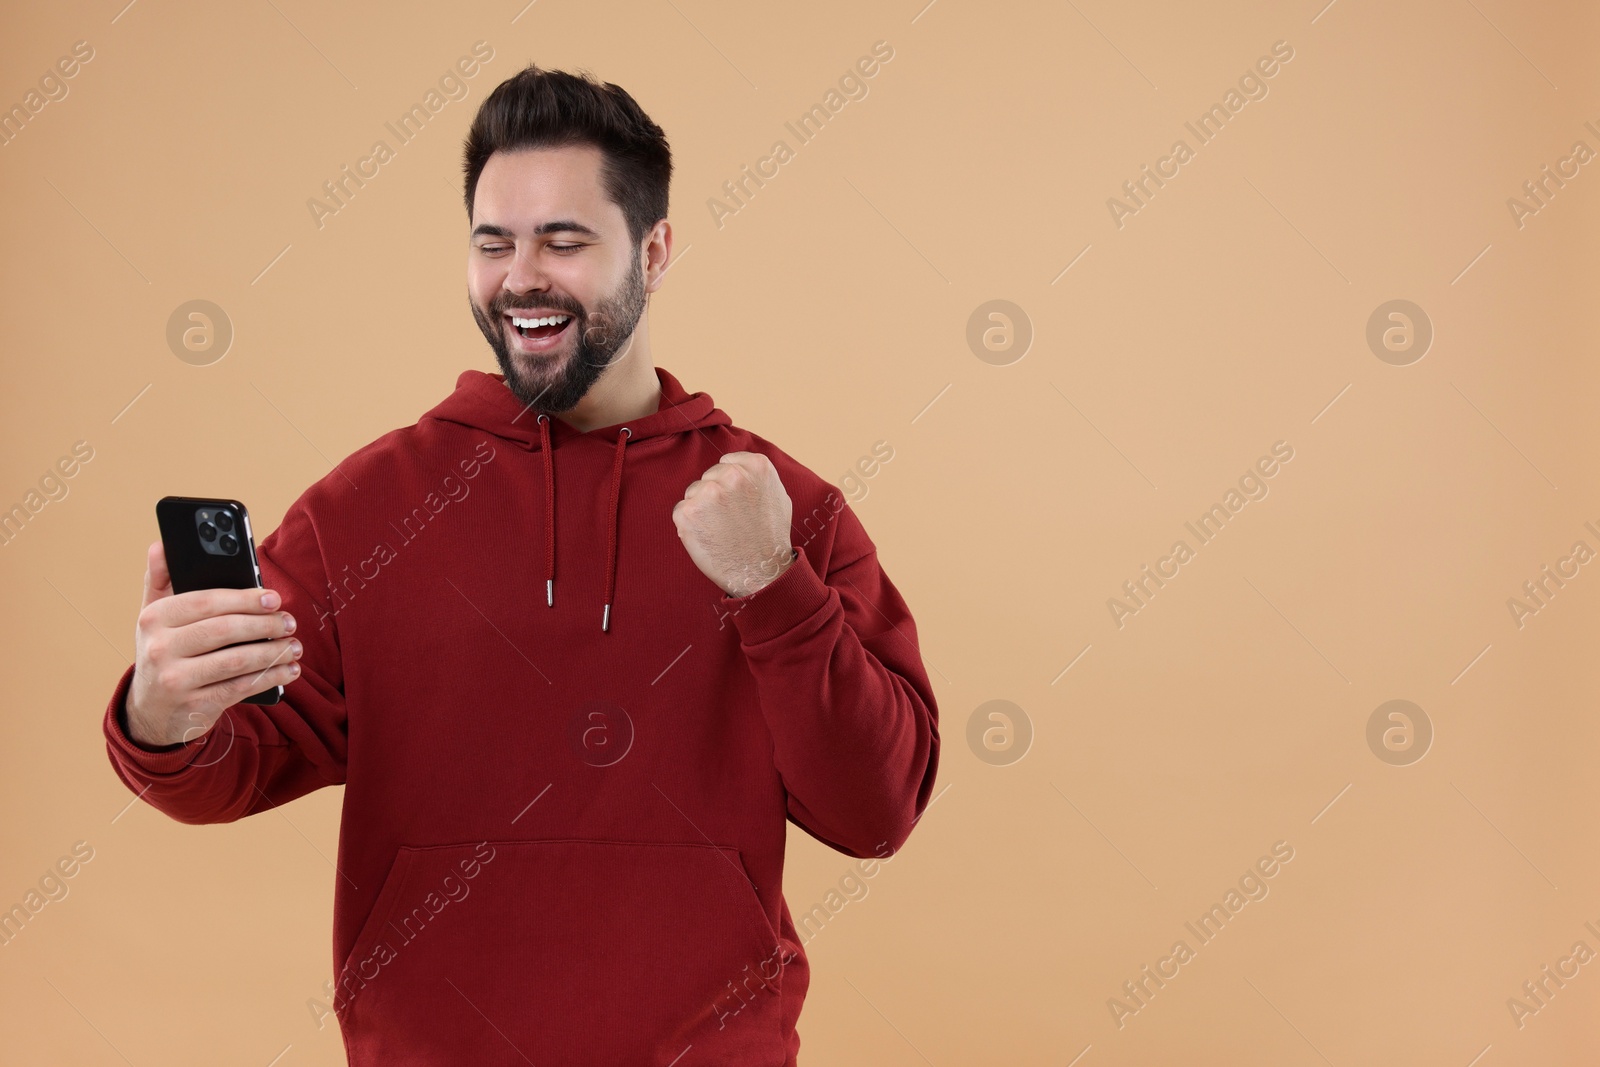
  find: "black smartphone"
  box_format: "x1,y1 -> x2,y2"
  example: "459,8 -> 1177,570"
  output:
154,496 -> 283,705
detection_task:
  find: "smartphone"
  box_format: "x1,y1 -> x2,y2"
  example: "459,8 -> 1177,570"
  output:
155,496 -> 283,705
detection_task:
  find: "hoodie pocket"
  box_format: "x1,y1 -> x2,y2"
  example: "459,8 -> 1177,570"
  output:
335,839 -> 788,1067
336,848 -> 420,989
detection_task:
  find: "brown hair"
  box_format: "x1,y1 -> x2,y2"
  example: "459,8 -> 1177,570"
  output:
461,63 -> 672,249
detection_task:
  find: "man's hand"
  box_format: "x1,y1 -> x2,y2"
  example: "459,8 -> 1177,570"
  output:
672,452 -> 795,598
125,540 -> 303,748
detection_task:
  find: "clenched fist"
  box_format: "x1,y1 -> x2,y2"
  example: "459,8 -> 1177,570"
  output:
672,451 -> 796,598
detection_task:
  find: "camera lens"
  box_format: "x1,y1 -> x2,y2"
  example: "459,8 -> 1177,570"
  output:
198,521 -> 217,541
219,534 -> 238,554
215,511 -> 234,533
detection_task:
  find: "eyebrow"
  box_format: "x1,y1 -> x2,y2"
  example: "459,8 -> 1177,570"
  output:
471,220 -> 601,240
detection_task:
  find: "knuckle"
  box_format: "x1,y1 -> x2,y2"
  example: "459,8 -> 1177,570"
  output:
136,606 -> 161,634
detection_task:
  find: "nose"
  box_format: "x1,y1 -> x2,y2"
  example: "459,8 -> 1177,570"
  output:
502,243 -> 549,299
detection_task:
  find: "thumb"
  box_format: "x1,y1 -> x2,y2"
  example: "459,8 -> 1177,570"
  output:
141,539 -> 172,609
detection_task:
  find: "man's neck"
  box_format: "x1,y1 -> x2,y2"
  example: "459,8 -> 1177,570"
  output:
533,362 -> 662,434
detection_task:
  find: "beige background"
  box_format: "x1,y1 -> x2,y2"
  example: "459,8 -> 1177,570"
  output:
3,0 -> 1597,1062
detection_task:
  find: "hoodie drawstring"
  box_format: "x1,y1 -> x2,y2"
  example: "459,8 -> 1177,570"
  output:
535,415 -> 631,633
602,427 -> 631,632
537,414 -> 556,609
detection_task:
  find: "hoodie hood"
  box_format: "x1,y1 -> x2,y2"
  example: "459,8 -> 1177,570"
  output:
419,366 -> 732,632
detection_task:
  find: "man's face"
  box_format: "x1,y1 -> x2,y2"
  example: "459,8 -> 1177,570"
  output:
466,144 -> 648,415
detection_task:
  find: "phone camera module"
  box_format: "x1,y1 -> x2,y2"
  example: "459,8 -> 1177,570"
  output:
193,506 -> 242,556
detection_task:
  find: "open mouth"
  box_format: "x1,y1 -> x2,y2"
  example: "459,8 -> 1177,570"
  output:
504,312 -> 575,350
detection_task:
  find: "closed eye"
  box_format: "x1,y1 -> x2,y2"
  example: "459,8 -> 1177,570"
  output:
478,244 -> 585,254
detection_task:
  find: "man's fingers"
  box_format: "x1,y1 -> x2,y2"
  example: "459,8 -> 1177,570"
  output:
712,453 -> 768,487
691,464 -> 744,490
186,635 -> 302,691
686,454 -> 776,500
151,585 -> 283,630
142,540 -> 172,609
192,652 -> 303,709
169,609 -> 298,660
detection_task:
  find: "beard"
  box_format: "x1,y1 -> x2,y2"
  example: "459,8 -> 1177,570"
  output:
469,256 -> 648,415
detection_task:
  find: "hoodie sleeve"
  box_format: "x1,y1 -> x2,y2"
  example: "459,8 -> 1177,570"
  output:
101,496 -> 349,824
725,500 -> 940,859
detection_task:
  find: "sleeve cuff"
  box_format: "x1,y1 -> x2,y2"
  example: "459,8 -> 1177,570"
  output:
725,544 -> 833,645
103,662 -> 207,775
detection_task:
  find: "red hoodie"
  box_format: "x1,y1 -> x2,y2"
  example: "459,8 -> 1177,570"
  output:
102,365 -> 940,1066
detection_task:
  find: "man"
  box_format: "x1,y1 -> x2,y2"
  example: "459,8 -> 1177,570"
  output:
102,63 -> 939,1066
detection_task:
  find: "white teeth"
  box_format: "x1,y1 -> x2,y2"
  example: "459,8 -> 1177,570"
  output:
510,314 -> 571,328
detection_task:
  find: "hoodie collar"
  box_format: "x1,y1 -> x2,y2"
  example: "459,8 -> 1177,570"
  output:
421,366 -> 731,632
